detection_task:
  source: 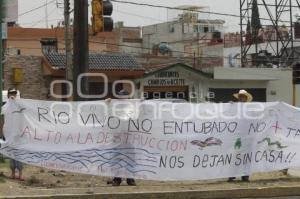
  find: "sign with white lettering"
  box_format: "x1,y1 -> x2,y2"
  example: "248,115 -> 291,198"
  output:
1,99 -> 300,181
146,71 -> 185,86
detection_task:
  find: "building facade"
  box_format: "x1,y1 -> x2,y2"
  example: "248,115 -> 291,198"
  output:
135,63 -> 293,104
142,10 -> 225,68
6,23 -> 141,56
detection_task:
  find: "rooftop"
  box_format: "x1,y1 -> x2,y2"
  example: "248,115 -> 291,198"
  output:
44,53 -> 144,71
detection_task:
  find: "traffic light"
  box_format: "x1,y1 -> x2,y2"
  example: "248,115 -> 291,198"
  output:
91,0 -> 113,35
293,63 -> 300,84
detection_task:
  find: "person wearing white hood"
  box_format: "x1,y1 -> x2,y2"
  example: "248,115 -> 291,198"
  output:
228,90 -> 253,182
0,88 -> 24,181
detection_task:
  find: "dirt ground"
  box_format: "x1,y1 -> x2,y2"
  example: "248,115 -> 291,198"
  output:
0,159 -> 299,197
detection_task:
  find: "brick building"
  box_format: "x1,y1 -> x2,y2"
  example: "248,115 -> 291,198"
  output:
4,53 -> 144,100
3,23 -> 144,100
6,23 -> 142,56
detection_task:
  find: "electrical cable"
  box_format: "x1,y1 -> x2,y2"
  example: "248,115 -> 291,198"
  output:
7,37 -> 300,62
18,0 -> 56,17
29,7 -> 58,27
115,9 -> 164,22
110,0 -> 296,23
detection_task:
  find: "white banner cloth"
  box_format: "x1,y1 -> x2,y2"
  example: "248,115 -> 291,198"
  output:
1,99 -> 300,181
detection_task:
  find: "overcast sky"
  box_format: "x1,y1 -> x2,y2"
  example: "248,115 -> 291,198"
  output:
17,0 -> 299,32
17,0 -> 241,31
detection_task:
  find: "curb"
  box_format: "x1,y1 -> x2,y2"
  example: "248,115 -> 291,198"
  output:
2,185 -> 300,199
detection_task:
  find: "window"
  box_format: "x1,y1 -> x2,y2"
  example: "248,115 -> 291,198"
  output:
40,38 -> 58,54
193,25 -> 198,33
169,24 -> 175,33
204,26 -> 209,33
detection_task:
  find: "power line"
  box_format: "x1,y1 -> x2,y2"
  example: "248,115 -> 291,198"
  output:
8,37 -> 300,61
111,0 -> 240,18
30,7 -> 58,27
115,9 -> 164,22
88,40 -> 300,62
21,18 -> 63,26
18,0 -> 56,17
110,0 -> 293,23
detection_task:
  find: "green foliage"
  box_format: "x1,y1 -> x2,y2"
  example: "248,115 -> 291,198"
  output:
251,0 -> 262,40
27,176 -> 40,185
0,158 -> 9,168
0,176 -> 6,183
246,20 -> 251,34
0,0 -> 4,22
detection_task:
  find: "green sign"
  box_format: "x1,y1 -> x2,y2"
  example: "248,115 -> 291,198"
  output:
2,23 -> 6,39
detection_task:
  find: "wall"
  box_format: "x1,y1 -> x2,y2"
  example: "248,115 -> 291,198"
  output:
137,65 -> 293,104
142,21 -> 224,65
4,56 -> 49,100
214,68 -> 293,104
7,26 -> 142,56
142,22 -> 184,56
137,65 -> 211,102
184,44 -> 224,67
296,85 -> 300,107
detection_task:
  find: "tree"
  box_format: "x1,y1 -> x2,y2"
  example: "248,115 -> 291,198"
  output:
246,20 -> 251,34
246,20 -> 252,44
0,0 -> 3,20
251,0 -> 262,42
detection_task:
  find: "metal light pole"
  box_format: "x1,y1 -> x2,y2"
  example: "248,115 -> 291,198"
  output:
0,0 -> 4,112
63,0 -> 73,101
64,0 -> 72,82
73,0 -> 89,101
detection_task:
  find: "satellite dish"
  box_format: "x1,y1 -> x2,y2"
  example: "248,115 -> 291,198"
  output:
158,42 -> 171,55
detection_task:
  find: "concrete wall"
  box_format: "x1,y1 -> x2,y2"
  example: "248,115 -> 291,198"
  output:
137,65 -> 293,104
137,65 -> 210,102
4,55 -> 49,100
296,84 -> 300,107
142,21 -> 221,58
142,22 -> 184,56
214,68 -> 293,104
223,41 -> 300,68
121,42 -> 142,55
7,27 -> 141,56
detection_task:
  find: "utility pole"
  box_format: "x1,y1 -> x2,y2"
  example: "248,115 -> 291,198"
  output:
0,0 -> 3,111
45,0 -> 49,28
64,0 -> 72,100
73,0 -> 89,101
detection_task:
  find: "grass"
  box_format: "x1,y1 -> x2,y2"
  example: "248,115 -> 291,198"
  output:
0,176 -> 6,183
0,158 -> 9,169
0,158 -> 9,168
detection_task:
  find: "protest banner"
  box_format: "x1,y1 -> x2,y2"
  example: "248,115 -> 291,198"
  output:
0,99 -> 300,181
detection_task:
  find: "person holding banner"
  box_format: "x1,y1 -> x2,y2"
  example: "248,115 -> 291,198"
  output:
228,89 -> 252,182
107,89 -> 137,186
1,88 -> 24,181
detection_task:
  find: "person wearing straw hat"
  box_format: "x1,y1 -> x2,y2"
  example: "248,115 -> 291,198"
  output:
233,89 -> 253,103
228,89 -> 253,182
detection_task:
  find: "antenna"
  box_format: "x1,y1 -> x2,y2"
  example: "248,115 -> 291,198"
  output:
45,0 -> 49,28
240,0 -> 300,67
